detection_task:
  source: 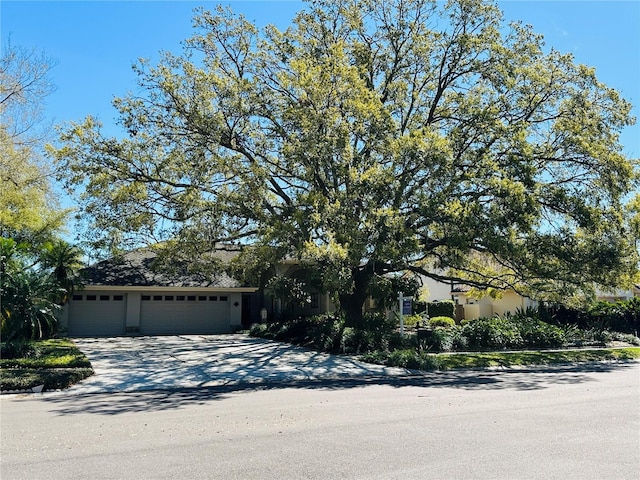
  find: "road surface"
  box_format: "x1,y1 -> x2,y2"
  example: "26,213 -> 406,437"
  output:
2,362 -> 639,479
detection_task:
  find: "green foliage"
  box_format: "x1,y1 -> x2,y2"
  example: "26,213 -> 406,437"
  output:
1,237 -> 84,341
0,368 -> 94,391
0,339 -> 93,391
429,316 -> 456,328
546,298 -> 640,335
0,341 -> 39,359
307,313 -> 345,352
587,299 -> 640,334
39,240 -> 84,305
364,348 -> 640,371
1,45 -> 68,243
1,269 -> 63,341
368,275 -> 421,312
266,274 -> 312,317
54,0 -> 639,327
460,318 -> 522,351
515,318 -> 566,349
402,314 -> 423,328
427,301 -> 455,319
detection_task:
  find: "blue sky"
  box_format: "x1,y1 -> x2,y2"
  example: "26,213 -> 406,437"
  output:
2,0 -> 639,158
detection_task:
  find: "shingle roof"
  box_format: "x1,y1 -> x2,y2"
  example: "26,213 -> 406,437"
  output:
81,247 -> 242,288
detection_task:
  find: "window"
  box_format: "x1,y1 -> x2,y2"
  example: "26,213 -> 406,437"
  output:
176,295 -> 185,301
198,296 -> 207,301
72,294 -> 83,301
153,295 -> 163,301
209,296 -> 218,301
310,293 -> 319,309
86,295 -> 97,301
113,295 -> 124,301
187,295 -> 196,301
219,295 -> 228,302
165,295 -> 174,301
141,295 -> 151,301
100,295 -> 110,301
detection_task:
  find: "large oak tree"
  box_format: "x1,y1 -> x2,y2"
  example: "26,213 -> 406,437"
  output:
54,0 -> 638,324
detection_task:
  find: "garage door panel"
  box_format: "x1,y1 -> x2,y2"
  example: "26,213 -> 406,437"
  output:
68,294 -> 126,337
140,295 -> 230,335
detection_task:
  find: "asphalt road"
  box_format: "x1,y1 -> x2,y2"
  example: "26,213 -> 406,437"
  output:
2,362 -> 639,480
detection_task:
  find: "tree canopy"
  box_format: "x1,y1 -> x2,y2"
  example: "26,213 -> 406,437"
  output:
54,0 -> 638,323
1,43 -> 66,244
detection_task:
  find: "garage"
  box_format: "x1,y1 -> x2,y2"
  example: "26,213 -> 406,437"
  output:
139,293 -> 231,335
67,293 -> 127,336
63,248 -> 257,336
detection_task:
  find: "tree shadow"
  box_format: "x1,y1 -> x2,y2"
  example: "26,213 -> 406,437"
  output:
38,360 -> 638,416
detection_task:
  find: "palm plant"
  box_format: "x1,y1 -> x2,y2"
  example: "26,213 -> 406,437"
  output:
39,239 -> 84,305
1,269 -> 63,341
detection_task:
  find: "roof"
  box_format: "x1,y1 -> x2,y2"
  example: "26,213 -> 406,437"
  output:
81,247 -> 242,289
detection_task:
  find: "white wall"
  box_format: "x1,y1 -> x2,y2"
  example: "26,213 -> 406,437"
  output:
420,275 -> 452,302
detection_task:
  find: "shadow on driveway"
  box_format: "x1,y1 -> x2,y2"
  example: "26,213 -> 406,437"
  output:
39,360 -> 638,416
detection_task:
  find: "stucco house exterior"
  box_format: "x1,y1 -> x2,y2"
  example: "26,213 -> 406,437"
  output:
59,248 -> 258,336
450,284 -> 640,322
450,286 -> 538,321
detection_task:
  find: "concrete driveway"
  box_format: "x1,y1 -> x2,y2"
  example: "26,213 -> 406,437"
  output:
67,334 -> 411,394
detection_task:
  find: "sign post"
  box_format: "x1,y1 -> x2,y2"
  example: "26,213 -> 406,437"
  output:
398,291 -> 413,336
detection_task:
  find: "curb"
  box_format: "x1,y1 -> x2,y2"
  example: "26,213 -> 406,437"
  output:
1,384 -> 45,395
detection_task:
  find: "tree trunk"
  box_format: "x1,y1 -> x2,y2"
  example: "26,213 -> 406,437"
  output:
339,266 -> 373,328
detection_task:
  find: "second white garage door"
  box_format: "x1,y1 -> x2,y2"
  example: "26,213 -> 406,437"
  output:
139,294 -> 230,335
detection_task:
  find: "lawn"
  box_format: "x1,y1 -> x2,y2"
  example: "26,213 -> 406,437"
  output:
361,347 -> 640,371
0,338 -> 94,392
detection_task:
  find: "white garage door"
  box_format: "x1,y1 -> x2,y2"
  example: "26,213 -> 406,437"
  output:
139,294 -> 230,335
68,293 -> 127,336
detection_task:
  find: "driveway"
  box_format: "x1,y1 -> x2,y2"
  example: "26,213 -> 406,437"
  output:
67,334 -> 411,394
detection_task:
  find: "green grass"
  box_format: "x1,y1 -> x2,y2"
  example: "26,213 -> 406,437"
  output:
1,339 -> 94,392
361,347 -> 640,371
435,348 -> 640,370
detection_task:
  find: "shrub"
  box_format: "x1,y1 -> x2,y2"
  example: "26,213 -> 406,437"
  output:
418,325 -> 466,353
305,313 -> 345,352
388,331 -> 417,351
461,317 -> 523,350
387,349 -> 424,369
249,322 -> 270,338
340,326 -> 393,354
427,300 -> 455,318
429,316 -> 456,328
384,349 -> 442,370
430,327 -> 455,352
517,318 -> 566,348
402,314 -> 423,328
1,341 -> 39,359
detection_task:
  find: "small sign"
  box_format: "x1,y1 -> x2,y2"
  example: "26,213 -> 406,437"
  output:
402,297 -> 412,315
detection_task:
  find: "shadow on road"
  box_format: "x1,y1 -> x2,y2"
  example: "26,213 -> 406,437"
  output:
38,361 -> 637,416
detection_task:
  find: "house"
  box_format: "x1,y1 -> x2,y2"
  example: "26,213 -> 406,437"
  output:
451,284 -> 640,322
595,285 -> 640,303
59,248 -> 258,337
450,286 -> 538,321
269,259 -> 336,318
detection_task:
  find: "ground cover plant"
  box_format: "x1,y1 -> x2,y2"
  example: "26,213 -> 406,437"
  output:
0,338 -> 93,391
361,347 -> 640,371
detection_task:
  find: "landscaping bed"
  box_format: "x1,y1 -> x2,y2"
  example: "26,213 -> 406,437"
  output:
0,339 -> 94,392
250,308 -> 640,372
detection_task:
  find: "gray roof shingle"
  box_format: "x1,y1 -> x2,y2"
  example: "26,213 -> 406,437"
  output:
81,248 -> 241,288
